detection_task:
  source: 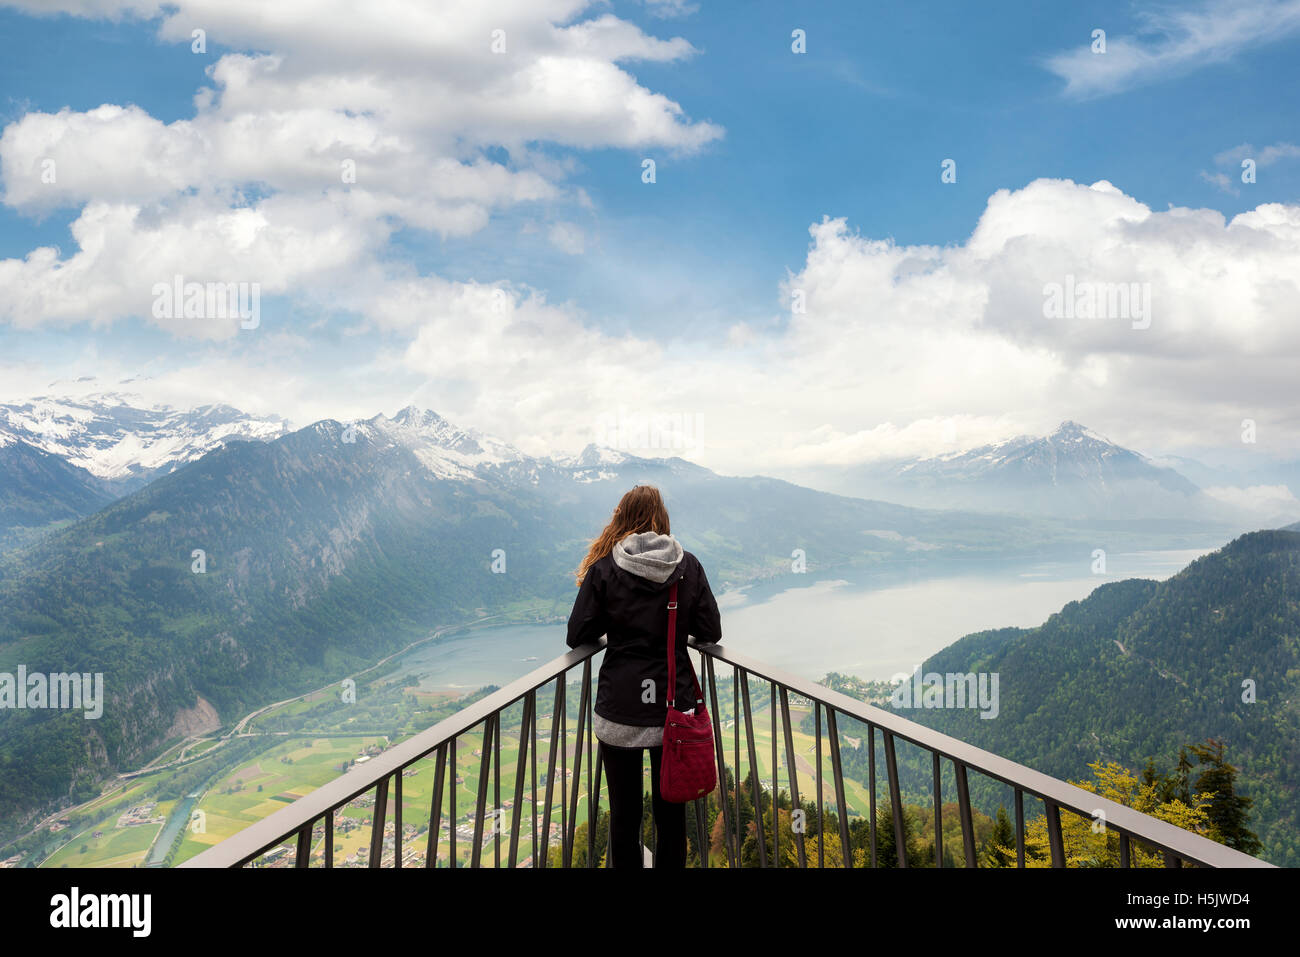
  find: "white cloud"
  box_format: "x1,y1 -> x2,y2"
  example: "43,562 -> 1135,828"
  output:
1203,483 -> 1300,520
10,166 -> 1300,474
774,417 -> 1026,468
1043,0 -> 1300,98
548,221 -> 586,255
1199,170 -> 1239,195
1200,141 -> 1300,195
643,0 -> 699,18
0,1 -> 162,15
1213,141 -> 1300,168
755,181 -> 1300,469
0,0 -> 721,329
330,178 -> 1300,474
0,191 -> 386,336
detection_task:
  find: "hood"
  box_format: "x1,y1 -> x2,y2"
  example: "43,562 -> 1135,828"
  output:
611,531 -> 683,585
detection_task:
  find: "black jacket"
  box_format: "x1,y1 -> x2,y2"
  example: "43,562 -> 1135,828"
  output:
566,550 -> 722,726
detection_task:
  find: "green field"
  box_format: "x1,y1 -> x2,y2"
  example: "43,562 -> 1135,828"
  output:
174,735 -> 390,864
42,797 -> 177,869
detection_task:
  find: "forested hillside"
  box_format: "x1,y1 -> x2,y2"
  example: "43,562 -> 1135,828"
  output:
897,530 -> 1300,865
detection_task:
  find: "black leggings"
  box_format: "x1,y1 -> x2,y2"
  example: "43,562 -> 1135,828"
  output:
599,741 -> 686,868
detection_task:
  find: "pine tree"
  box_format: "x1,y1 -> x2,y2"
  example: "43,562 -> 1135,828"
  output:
982,805 -> 1016,867
875,802 -> 921,867
1172,746 -> 1194,806
1187,738 -> 1262,856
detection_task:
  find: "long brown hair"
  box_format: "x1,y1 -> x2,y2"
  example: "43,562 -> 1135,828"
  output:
575,485 -> 671,585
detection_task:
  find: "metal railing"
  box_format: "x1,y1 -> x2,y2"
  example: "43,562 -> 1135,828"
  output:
180,637 -> 1273,869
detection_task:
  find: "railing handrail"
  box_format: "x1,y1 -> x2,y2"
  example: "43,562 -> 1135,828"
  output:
690,641 -> 1273,868
182,636 -> 1274,868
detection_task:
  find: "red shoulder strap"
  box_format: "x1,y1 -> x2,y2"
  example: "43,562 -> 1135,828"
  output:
666,579 -> 703,709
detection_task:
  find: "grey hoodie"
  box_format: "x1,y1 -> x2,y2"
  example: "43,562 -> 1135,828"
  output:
611,530 -> 684,583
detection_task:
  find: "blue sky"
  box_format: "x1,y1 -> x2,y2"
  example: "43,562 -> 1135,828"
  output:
1,0 -> 1299,478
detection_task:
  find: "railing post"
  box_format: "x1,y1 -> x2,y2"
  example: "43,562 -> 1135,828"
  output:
816,703 -> 824,869
704,655 -> 735,868
693,797 -> 708,868
778,688 -> 807,869
868,725 -> 876,868
1045,800 -> 1065,868
559,681 -> 568,865
564,658 -> 592,867
508,691 -> 534,867
825,708 -> 853,868
586,663 -> 595,869
449,737 -> 457,868
738,669 -> 767,867
394,768 -> 402,868
771,682 -> 779,868
493,699 -> 502,869
471,713 -> 494,867
425,743 -> 447,868
539,676 -> 564,869
1015,789 -> 1025,869
882,729 -> 906,868
368,777 -> 388,869
953,760 -> 977,868
295,822 -> 312,868
932,752 -> 942,868
733,666 -> 741,865
531,688 -> 538,864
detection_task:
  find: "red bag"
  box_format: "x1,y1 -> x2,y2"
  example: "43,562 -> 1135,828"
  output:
660,580 -> 717,803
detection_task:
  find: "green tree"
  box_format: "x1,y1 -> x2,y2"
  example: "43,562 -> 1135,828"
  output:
875,802 -> 923,867
982,805 -> 1016,867
1020,758 -> 1215,867
1187,738 -> 1262,856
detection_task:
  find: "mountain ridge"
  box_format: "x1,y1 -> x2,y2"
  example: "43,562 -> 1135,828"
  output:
904,528 -> 1300,866
0,393 -> 290,490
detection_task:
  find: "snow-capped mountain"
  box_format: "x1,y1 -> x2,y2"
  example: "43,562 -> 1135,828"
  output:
0,392 -> 712,544
364,406 -> 531,482
554,444 -> 636,469
788,421 -> 1215,521
899,421 -> 1198,492
356,411 -> 706,488
553,443 -> 708,485
0,393 -> 290,491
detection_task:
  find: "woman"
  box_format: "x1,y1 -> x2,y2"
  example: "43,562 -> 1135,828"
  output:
566,484 -> 722,868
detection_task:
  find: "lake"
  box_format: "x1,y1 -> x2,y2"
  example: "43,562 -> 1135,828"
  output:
387,547 -> 1216,692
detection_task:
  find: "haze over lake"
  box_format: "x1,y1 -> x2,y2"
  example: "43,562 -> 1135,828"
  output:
390,548 -> 1215,692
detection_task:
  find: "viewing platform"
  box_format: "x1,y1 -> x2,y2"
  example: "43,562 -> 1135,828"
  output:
181,638 -> 1272,869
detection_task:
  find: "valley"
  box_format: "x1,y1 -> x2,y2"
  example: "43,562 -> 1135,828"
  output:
0,393 -> 1294,867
